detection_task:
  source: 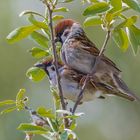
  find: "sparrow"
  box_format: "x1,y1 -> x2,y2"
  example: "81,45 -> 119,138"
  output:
35,59 -> 139,102
35,59 -> 105,103
54,19 -> 139,101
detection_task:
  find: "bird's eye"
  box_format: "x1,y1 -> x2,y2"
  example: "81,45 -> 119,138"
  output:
63,30 -> 69,37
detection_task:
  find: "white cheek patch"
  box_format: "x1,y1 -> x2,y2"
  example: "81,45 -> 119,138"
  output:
47,67 -> 57,86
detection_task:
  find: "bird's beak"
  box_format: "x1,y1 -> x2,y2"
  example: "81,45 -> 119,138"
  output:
34,63 -> 45,69
34,62 -> 49,77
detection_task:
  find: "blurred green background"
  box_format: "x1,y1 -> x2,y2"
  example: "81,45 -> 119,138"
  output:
0,0 -> 140,140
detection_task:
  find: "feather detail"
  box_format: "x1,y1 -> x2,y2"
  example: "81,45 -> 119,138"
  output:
72,35 -> 121,72
55,19 -> 75,37
90,72 -> 139,101
112,73 -> 140,101
65,22 -> 121,73
62,66 -> 84,83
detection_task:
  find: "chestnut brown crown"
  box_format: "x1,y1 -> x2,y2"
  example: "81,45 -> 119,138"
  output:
54,19 -> 75,43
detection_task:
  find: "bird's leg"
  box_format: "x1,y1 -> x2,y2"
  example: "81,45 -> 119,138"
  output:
79,74 -> 98,89
90,79 -> 98,90
79,76 -> 87,87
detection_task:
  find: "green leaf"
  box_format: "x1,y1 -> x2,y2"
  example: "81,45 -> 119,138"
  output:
84,16 -> 102,27
29,47 -> 49,59
75,112 -> 84,117
122,0 -> 140,12
16,89 -> 26,102
65,115 -> 79,119
0,100 -> 15,107
83,2 -> 110,16
49,119 -> 58,132
19,10 -> 45,19
15,89 -> 26,111
53,7 -> 69,12
30,31 -> 49,48
52,15 -> 64,21
60,131 -> 68,140
105,7 -> 130,23
114,16 -> 138,30
56,110 -> 72,115
69,120 -> 77,130
51,87 -> 60,110
65,112 -> 84,119
1,106 -> 16,114
59,0 -> 74,3
113,29 -> 129,52
110,0 -> 122,11
90,0 -> 99,2
17,123 -> 48,134
26,67 -> 46,82
126,25 -> 140,55
65,129 -> 77,139
105,11 -> 114,23
37,107 -> 55,119
6,25 -> 38,43
28,14 -> 48,30
59,123 -> 65,132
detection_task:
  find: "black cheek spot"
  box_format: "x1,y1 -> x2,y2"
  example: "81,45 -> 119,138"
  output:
51,66 -> 55,71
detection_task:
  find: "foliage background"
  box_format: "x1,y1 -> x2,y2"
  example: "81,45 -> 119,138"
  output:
0,0 -> 140,140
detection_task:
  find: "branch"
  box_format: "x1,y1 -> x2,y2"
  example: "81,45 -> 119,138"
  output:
24,106 -> 53,140
42,0 -> 69,128
24,106 -> 49,126
72,30 -> 111,114
25,105 -> 67,140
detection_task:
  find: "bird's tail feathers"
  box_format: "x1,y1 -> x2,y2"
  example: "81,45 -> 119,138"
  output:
113,74 -> 140,101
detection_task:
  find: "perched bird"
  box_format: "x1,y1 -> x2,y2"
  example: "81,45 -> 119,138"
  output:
54,19 -> 139,101
35,59 -> 105,103
35,59 -> 139,102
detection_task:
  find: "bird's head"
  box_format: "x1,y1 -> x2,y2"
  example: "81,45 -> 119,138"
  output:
54,19 -> 76,44
34,58 -> 63,78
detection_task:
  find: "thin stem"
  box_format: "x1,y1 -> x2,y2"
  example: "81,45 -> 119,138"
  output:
19,11 -> 46,19
47,4 -> 66,110
99,30 -> 111,56
72,30 -> 111,114
43,0 -> 69,128
24,106 -> 49,126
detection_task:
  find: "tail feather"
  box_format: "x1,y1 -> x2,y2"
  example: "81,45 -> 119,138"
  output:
112,91 -> 136,101
96,82 -> 137,101
113,74 -> 140,101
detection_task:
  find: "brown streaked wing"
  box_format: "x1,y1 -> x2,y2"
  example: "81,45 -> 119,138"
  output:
62,66 -> 83,83
75,36 -> 121,72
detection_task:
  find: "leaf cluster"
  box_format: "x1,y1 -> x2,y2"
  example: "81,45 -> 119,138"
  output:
0,89 -> 27,114
83,0 -> 140,54
0,0 -> 140,140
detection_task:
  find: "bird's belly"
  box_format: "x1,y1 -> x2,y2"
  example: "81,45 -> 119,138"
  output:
62,83 -> 81,102
61,79 -> 100,102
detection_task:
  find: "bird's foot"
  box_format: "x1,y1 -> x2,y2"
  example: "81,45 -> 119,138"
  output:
79,76 -> 87,87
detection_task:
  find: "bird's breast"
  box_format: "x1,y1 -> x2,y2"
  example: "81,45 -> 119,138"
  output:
60,77 -> 101,102
62,46 -> 96,74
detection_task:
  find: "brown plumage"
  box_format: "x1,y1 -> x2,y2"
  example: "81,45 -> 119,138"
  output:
55,19 -> 75,38
35,59 -> 105,103
54,19 -> 140,101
